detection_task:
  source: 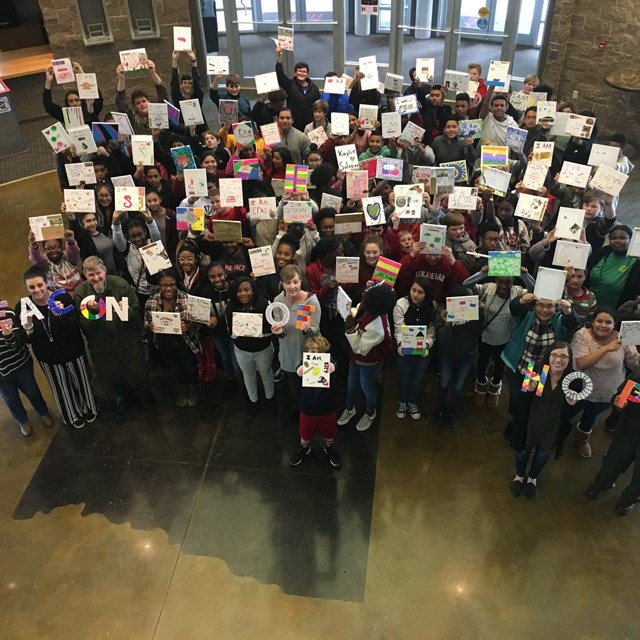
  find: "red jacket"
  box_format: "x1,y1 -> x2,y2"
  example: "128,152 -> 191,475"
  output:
346,312 -> 393,365
396,253 -> 469,301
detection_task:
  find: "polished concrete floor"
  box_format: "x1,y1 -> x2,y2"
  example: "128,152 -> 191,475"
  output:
2,173 -> 640,639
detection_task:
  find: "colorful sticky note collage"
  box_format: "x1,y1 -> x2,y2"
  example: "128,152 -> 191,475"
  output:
284,164 -> 309,193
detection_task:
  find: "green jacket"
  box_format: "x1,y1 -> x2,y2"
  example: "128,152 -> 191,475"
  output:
74,275 -> 142,355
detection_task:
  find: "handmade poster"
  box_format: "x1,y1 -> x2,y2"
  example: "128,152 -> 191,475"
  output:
29,215 -> 65,242
170,145 -> 197,172
627,228 -> 640,258
358,104 -> 378,130
335,144 -> 360,171
459,119 -> 483,139
108,114 -> 133,138
346,170 -> 369,199
64,189 -> 95,213
132,135 -> 154,166
590,164 -> 629,197
552,240 -> 590,270
534,267 -> 566,302
139,241 -> 172,275
446,295 -> 479,321
549,111 -> 570,136
362,196 -> 384,227
324,76 -> 347,95
218,178 -> 243,207
114,186 -> 145,211
282,164 -> 307,193
509,92 -> 529,112
231,121 -> 254,147
51,58 -> 74,84
480,167 -> 511,196
384,72 -> 404,94
443,70 -> 469,95
255,71 -> 279,94
173,26 -> 192,51
335,256 -> 360,283
329,112 -> 349,137
184,169 -> 208,197
42,122 -> 72,153
282,200 -> 313,223
260,122 -> 281,147
358,55 -> 379,91
532,141 -> 554,167
399,325 -> 428,355
151,312 -> 182,335
187,295 -> 211,324
514,193 -> 548,221
360,0 -> 379,15
64,162 -> 96,186
412,166 -> 433,185
219,99 -> 238,124
211,220 -> 242,242
614,379 -> 640,408
176,207 -> 205,231
249,246 -> 276,277
415,58 -> 435,83
301,352 -> 331,388
488,251 -> 521,277
296,304 -> 316,329
334,213 -> 363,235
206,55 -> 229,75
393,94 -> 419,115
372,256 -> 401,286
231,159 -> 259,181
147,103 -> 169,129
536,101 -> 556,125
556,207 -> 585,241
247,197 -> 276,221
111,175 -> 135,188
302,125 -> 325,148
271,179 -> 285,198
419,224 -> 446,255
360,157 -> 377,178
394,184 -> 423,219
449,187 -> 478,210
587,143 -> 619,168
277,26 -> 294,51
467,80 -> 480,100
68,125 -> 97,154
75,72 -> 99,100
558,161 -> 591,189
336,286 -> 352,320
564,113 -> 596,139
165,101 -> 181,126
62,107 -> 84,130
320,192 -> 342,212
486,60 -> 510,87
440,160 -> 468,184
398,121 -> 426,146
429,166 -> 455,194
381,111 -> 402,138
505,126 -> 527,154
179,99 -> 204,126
522,162 -> 548,191
619,321 -> 640,346
481,145 -> 509,170
119,49 -> 148,72
375,156 -> 404,181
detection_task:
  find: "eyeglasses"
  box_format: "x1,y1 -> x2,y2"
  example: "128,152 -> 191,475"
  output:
549,354 -> 570,361
159,283 -> 177,289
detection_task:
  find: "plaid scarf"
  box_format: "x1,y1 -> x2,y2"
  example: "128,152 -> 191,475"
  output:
518,319 -> 555,374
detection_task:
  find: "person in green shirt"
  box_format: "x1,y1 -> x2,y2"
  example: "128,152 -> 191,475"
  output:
358,130 -> 401,161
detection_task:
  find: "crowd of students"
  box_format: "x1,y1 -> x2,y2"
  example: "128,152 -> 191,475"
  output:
2,48 -> 640,515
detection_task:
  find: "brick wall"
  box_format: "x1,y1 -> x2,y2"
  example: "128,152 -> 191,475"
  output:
541,0 -> 640,143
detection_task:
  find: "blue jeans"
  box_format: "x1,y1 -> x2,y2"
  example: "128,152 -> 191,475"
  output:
438,353 -> 475,412
566,399 -> 611,434
515,446 -> 554,479
0,359 -> 49,425
346,362 -> 382,414
396,353 -> 431,404
213,334 -> 240,379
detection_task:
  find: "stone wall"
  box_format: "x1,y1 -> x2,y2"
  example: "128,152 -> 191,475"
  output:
37,0 -> 193,115
540,0 -> 640,144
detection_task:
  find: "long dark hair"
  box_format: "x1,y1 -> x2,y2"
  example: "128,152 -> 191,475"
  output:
229,276 -> 265,311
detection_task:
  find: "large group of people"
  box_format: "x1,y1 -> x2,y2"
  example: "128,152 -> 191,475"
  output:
1,46 -> 639,515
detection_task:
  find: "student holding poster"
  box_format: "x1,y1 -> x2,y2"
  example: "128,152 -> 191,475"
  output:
303,99 -> 332,138
479,88 -> 517,146
170,49 -> 206,127
392,277 -> 437,420
28,228 -> 83,294
210,73 -> 251,119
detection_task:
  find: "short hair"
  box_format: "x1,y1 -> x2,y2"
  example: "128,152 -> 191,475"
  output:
362,234 -> 384,253
609,224 -> 633,239
304,334 -> 331,352
143,165 -> 161,176
279,264 -> 304,283
226,74 -> 241,86
490,93 -> 508,105
267,89 -> 287,102
23,266 -> 48,282
533,84 -> 553,100
430,84 -> 443,93
277,233 -> 300,253
398,228 -> 413,238
468,63 -> 482,74
202,130 -> 221,141
180,74 -> 193,83
455,92 -> 471,104
277,106 -> 293,119
609,132 -> 627,147
443,114 -> 459,127
314,207 -> 336,224
524,106 -> 538,116
582,189 -> 604,206
130,89 -> 149,104
557,101 -> 576,113
294,62 -> 309,72
361,282 -> 396,316
444,211 -> 466,227
477,221 -> 501,238
369,129 -> 383,138
83,256 -> 106,273
524,74 -> 540,85
312,99 -> 329,114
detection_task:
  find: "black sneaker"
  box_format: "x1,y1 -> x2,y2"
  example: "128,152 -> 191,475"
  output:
510,478 -> 524,497
524,481 -> 537,499
586,483 -> 606,500
289,444 -> 310,466
616,501 -> 636,516
274,368 -> 286,383
245,401 -> 259,421
324,444 -> 342,468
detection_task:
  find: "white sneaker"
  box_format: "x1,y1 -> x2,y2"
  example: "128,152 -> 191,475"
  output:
337,407 -> 357,426
408,403 -> 421,420
396,402 -> 408,419
356,410 -> 377,432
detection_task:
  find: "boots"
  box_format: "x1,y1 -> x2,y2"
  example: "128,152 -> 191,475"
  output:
187,383 -> 200,407
176,383 -> 189,408
474,380 -> 487,408
572,424 -> 592,459
486,380 -> 502,409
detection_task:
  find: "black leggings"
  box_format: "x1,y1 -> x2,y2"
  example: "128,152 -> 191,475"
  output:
476,341 -> 507,385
